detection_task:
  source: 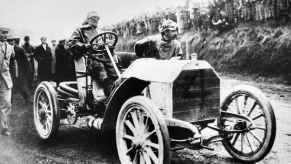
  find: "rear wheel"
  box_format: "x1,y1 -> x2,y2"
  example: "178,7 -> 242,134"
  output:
116,96 -> 170,164
219,85 -> 276,162
33,82 -> 59,140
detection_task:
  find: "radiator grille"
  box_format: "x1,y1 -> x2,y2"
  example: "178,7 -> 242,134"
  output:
173,69 -> 220,122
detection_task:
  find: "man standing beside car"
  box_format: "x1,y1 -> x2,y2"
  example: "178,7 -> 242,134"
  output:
0,31 -> 15,136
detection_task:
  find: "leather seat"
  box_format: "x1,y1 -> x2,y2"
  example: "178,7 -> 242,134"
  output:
57,81 -> 79,97
115,51 -> 137,68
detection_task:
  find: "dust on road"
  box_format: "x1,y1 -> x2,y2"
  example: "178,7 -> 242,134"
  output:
0,76 -> 290,164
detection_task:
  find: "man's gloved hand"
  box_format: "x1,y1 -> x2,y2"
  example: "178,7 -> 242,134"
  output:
72,43 -> 92,59
76,43 -> 91,51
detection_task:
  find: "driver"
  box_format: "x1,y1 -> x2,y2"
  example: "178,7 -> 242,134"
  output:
134,19 -> 183,60
67,11 -> 118,101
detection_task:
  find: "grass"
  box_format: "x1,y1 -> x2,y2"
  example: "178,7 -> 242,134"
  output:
116,23 -> 291,84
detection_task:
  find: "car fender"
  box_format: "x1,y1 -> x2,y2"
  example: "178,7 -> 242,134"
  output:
101,77 -> 149,132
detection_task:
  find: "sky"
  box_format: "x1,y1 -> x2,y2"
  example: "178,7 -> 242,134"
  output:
0,0 -> 207,44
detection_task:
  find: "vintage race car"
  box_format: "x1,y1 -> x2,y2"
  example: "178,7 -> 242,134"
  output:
33,32 -> 276,164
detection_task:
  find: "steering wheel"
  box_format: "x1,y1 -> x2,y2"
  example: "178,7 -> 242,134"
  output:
90,32 -> 118,53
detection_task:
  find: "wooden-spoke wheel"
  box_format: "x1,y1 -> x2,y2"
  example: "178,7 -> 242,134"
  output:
34,82 -> 59,140
219,85 -> 276,162
116,96 -> 170,164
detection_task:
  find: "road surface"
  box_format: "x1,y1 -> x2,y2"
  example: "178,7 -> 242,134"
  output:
0,75 -> 290,164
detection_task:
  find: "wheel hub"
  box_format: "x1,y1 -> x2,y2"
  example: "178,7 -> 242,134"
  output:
39,109 -> 47,124
133,136 -> 145,148
234,120 -> 247,131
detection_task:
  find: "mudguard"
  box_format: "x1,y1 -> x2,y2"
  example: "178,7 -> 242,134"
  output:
101,77 -> 149,131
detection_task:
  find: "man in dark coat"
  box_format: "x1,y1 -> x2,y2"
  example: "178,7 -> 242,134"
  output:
22,36 -> 34,88
34,37 -> 52,82
8,38 -> 31,104
55,39 -> 75,83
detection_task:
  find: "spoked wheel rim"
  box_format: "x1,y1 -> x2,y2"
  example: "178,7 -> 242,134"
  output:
34,88 -> 54,139
220,91 -> 271,158
117,103 -> 164,164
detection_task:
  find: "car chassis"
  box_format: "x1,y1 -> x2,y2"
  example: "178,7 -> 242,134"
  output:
33,32 -> 276,164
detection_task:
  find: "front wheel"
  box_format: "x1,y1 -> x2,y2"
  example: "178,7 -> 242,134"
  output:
33,82 -> 59,140
116,96 -> 170,164
219,85 -> 276,162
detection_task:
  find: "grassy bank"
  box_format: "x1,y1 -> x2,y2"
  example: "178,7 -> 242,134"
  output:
116,23 -> 291,84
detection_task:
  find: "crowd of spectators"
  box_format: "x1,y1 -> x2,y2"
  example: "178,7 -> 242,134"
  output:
6,36 -> 75,105
111,0 -> 291,37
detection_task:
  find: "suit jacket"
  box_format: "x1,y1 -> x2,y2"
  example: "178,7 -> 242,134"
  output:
14,45 -> 30,78
55,44 -> 75,82
34,44 -> 52,81
0,42 -> 15,89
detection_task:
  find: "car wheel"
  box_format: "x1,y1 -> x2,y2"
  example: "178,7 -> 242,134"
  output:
116,96 -> 170,164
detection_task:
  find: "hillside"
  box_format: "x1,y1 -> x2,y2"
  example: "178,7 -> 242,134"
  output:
116,23 -> 291,84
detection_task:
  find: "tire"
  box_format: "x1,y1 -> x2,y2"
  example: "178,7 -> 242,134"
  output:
116,96 -> 170,164
219,85 -> 276,162
33,81 -> 60,140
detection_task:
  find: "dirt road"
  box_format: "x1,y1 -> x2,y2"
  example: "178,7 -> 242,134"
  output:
0,76 -> 290,164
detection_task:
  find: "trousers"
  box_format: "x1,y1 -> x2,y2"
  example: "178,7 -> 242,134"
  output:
0,80 -> 12,130
89,58 -> 118,96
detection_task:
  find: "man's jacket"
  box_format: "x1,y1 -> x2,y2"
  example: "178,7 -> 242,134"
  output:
34,44 -> 52,80
0,42 -> 14,89
14,45 -> 30,78
67,25 -> 99,59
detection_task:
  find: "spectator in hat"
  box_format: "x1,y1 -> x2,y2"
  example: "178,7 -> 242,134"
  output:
22,36 -> 35,88
34,37 -> 53,82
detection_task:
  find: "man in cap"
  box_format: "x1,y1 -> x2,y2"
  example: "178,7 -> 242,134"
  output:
135,19 -> 183,60
67,11 -> 118,108
0,31 -> 15,136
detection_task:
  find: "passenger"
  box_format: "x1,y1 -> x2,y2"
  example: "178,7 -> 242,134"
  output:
134,19 -> 183,60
